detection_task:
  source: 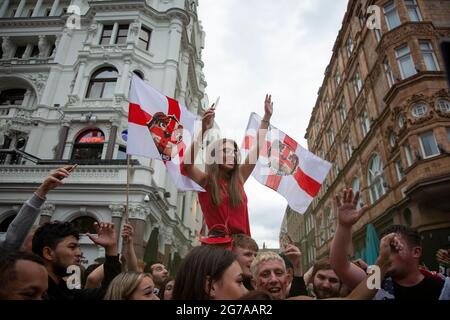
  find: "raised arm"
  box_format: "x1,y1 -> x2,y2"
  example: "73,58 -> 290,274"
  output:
240,94 -> 273,183
122,223 -> 139,272
1,166 -> 74,251
330,188 -> 369,289
289,233 -> 399,300
344,233 -> 400,300
182,105 -> 216,188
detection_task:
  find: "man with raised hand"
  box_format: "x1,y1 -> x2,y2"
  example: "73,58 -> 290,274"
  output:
330,188 -> 445,300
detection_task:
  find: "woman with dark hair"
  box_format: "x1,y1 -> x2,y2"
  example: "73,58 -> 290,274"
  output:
159,277 -> 175,300
172,246 -> 248,300
183,95 -> 273,236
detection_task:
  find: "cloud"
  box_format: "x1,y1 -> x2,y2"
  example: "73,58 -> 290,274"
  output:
197,0 -> 347,248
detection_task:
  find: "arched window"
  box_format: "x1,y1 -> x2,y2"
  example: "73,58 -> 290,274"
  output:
133,70 -> 144,79
71,129 -> 105,161
351,178 -> 364,209
437,100 -> 450,113
0,214 -> 16,232
367,154 -> 386,204
0,89 -> 26,105
327,208 -> 334,239
411,103 -> 428,118
71,216 -> 98,234
86,67 -> 118,99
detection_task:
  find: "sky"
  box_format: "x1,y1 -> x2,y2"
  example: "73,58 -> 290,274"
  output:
197,0 -> 349,249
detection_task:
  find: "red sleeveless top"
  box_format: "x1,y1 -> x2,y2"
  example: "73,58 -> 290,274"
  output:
198,179 -> 251,236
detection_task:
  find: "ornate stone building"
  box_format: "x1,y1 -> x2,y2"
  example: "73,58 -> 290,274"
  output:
0,0 -> 210,272
286,0 -> 450,270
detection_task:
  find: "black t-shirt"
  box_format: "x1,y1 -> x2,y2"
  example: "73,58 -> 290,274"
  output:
393,276 -> 444,300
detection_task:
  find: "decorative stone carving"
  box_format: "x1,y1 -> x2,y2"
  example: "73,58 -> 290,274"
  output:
67,94 -> 80,105
129,204 -> 148,221
38,35 -> 50,58
109,204 -> 125,218
87,23 -> 98,43
24,73 -> 48,95
40,203 -> 56,217
1,37 -> 13,59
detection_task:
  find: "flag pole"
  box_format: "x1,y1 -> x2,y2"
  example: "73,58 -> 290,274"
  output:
126,154 -> 130,223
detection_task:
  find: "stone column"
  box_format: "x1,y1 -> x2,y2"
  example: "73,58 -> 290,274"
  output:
128,205 -> 149,259
178,49 -> 190,102
105,123 -> 118,159
39,203 -> 55,225
21,90 -> 32,107
72,60 -> 86,96
55,121 -> 70,159
0,0 -> 10,18
119,58 -> 131,95
109,204 -> 125,247
163,15 -> 183,96
109,22 -> 119,45
32,0 -> 43,17
15,0 -> 27,17
49,0 -> 60,16
23,44 -> 33,59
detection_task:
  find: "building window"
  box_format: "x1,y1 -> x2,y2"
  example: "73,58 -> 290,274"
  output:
14,46 -> 27,58
438,100 -> 450,113
345,138 -> 353,161
411,103 -> 428,118
100,25 -> 113,45
398,114 -> 406,128
319,217 -> 325,246
383,57 -> 395,88
133,70 -> 144,79
335,70 -> 341,86
395,158 -> 405,181
403,144 -> 413,167
419,130 -> 440,158
0,215 -> 16,233
333,162 -> 339,178
389,133 -> 397,147
116,25 -> 129,44
447,128 -> 450,142
86,67 -> 118,99
324,96 -> 330,111
420,41 -> 439,71
346,37 -> 354,57
117,145 -> 127,160
396,45 -> 416,79
327,208 -> 334,239
339,102 -> 347,124
71,129 -> 105,161
368,154 -> 386,204
26,9 -> 33,17
138,27 -> 151,51
351,178 -> 364,209
45,8 -> 51,16
30,45 -> 39,58
327,128 -> 334,146
383,1 -> 401,30
353,71 -> 362,96
0,89 -> 26,105
374,29 -> 382,43
361,111 -> 371,137
405,0 -> 422,22
71,216 -> 98,234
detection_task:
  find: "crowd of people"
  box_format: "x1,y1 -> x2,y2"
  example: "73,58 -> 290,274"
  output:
1,97 -> 449,300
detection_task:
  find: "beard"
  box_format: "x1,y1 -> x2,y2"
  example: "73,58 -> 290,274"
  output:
314,287 -> 340,299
